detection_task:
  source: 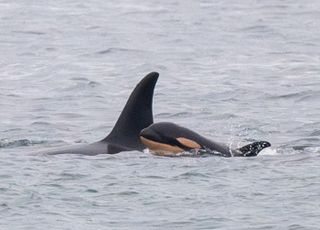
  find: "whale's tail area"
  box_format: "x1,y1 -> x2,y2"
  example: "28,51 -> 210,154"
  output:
237,141 -> 271,157
102,72 -> 159,151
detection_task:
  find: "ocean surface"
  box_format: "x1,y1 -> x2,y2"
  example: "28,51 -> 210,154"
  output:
1,0 -> 319,229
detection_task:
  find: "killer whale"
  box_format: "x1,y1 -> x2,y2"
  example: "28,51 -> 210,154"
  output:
40,72 -> 159,155
140,122 -> 271,157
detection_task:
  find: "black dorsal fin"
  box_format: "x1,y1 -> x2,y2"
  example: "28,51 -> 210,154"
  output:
237,141 -> 271,157
102,72 -> 159,150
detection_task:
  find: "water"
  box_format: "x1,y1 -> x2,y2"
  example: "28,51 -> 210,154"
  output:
0,0 -> 319,229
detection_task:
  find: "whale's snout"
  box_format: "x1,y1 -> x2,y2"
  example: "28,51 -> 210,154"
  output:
140,126 -> 157,141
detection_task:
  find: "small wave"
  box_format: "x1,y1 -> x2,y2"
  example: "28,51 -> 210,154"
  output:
71,77 -> 90,81
31,121 -> 51,126
143,175 -> 166,179
285,138 -> 319,151
0,139 -> 47,148
310,130 -> 320,136
88,81 -> 100,87
58,172 -> 88,180
19,52 -> 36,57
5,93 -> 21,98
265,90 -> 320,103
265,91 -> 308,100
174,171 -> 210,179
78,80 -> 101,88
70,77 -> 101,87
12,30 -> 46,35
86,189 -> 98,193
56,81 -> 102,93
107,191 -> 139,196
295,90 -> 320,102
213,113 -> 238,120
45,47 -> 56,51
241,25 -> 272,32
53,112 -> 85,119
96,47 -> 143,55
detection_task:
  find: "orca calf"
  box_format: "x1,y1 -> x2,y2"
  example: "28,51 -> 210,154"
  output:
40,72 -> 159,155
140,122 -> 271,157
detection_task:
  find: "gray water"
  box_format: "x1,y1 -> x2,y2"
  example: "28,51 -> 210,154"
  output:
1,0 -> 320,229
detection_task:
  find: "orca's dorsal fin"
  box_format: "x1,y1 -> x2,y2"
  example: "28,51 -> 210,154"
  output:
237,141 -> 271,157
102,72 -> 159,150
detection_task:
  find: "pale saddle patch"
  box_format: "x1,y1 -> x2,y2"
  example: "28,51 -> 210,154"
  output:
176,137 -> 201,149
140,136 -> 183,156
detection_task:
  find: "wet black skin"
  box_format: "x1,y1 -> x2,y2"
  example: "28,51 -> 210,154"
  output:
37,72 -> 159,155
140,122 -> 271,157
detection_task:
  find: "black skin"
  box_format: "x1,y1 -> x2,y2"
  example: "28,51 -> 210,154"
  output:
36,72 -> 159,155
140,122 -> 271,157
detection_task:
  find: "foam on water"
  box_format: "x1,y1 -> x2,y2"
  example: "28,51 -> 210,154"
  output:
259,147 -> 279,156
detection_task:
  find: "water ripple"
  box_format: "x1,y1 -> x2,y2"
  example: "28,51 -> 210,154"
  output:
0,139 -> 47,148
